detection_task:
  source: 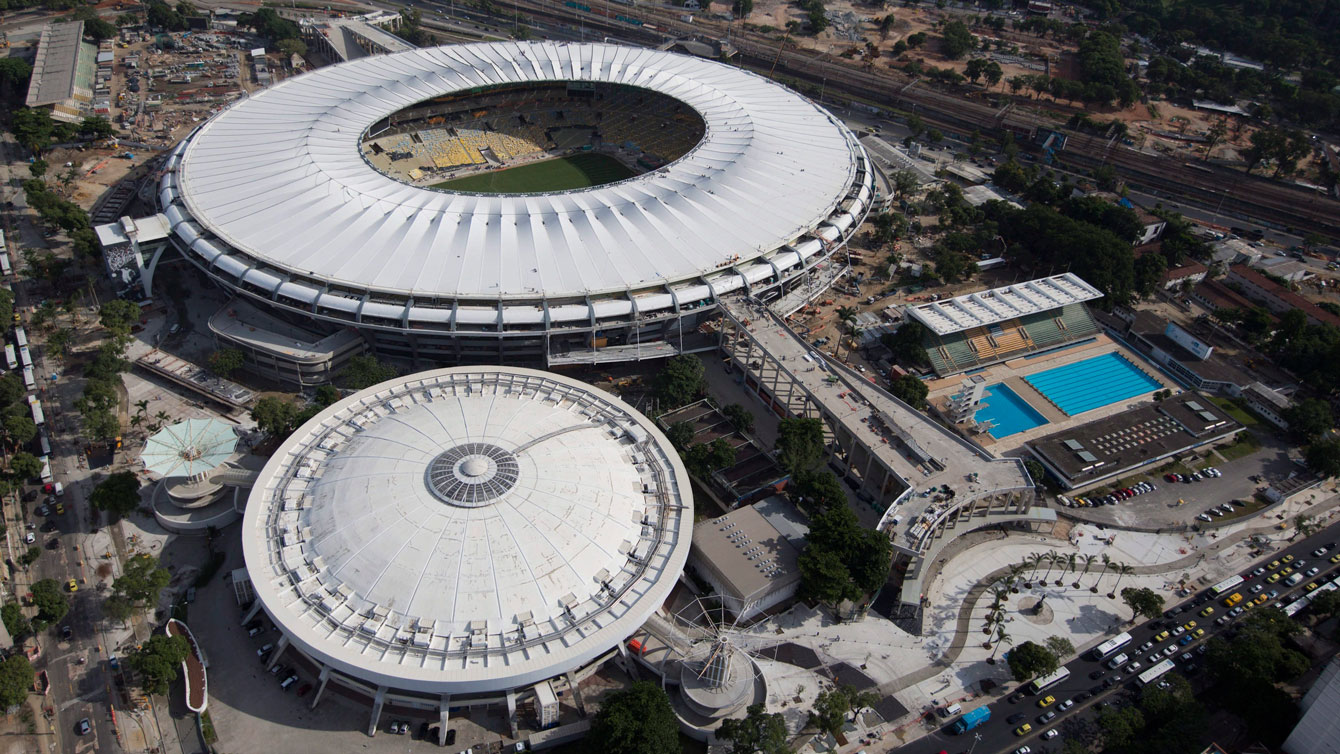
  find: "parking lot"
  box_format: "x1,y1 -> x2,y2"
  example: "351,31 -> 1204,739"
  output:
1056,434 -> 1300,530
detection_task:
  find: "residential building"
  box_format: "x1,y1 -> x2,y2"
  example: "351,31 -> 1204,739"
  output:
1242,382 -> 1291,429
1225,264 -> 1340,328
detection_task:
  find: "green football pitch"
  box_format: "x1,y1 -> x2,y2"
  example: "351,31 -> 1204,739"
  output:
431,153 -> 636,194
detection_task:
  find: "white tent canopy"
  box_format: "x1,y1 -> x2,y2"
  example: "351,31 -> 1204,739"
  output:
141,419 -> 239,478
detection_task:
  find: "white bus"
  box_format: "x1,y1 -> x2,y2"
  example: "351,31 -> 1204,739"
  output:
39,455 -> 52,483
1027,667 -> 1071,695
18,346 -> 31,368
21,366 -> 35,390
1209,574 -> 1245,596
1089,632 -> 1133,661
37,431 -> 51,457
1136,658 -> 1177,687
3,344 -> 14,370
13,327 -> 27,349
1283,598 -> 1308,617
0,251 -> 10,278
27,395 -> 43,426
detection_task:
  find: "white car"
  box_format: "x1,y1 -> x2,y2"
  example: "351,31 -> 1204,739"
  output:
1058,699 -> 1074,710
1042,730 -> 1059,740
24,532 -> 35,544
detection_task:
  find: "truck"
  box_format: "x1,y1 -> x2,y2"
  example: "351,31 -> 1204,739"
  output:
950,706 -> 990,734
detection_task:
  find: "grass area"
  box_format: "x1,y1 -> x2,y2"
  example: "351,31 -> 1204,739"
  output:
1216,432 -> 1263,462
1216,495 -> 1269,523
432,153 -> 635,194
1210,396 -> 1260,428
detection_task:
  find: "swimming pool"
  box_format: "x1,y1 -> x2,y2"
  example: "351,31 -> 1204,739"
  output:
1024,352 -> 1161,416
974,383 -> 1048,439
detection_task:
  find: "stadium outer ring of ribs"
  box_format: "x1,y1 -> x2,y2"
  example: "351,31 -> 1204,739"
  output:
157,41 -> 875,342
242,366 -> 694,696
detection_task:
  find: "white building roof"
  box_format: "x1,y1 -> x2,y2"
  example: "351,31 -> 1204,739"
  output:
172,41 -> 862,301
905,273 -> 1103,336
242,367 -> 693,694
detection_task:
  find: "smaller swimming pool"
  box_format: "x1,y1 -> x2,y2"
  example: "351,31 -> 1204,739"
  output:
1024,352 -> 1162,416
974,383 -> 1048,439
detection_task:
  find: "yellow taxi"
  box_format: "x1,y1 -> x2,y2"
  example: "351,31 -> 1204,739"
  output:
1223,593 -> 1242,607
1330,553 -> 1340,564
1016,723 -> 1033,736
1283,554 -> 1295,564
1182,620 -> 1197,632
1038,695 -> 1056,708
1154,630 -> 1171,642
1192,628 -> 1205,639
1306,582 -> 1320,592
1267,573 -> 1283,583
1199,605 -> 1216,617
1267,560 -> 1281,570
65,579 -> 77,592
1281,567 -> 1295,577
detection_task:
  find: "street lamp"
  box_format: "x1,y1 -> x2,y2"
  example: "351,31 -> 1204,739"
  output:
968,731 -> 984,754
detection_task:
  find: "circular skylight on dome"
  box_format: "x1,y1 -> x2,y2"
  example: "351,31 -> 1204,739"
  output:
425,442 -> 520,507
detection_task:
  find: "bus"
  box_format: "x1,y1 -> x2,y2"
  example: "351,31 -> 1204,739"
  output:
37,431 -> 50,457
3,344 -> 13,370
13,327 -> 27,349
1136,658 -> 1176,687
1027,667 -> 1071,694
1283,597 -> 1309,617
1209,574 -> 1245,596
21,366 -> 35,390
1089,632 -> 1133,661
27,395 -> 43,426
18,346 -> 31,368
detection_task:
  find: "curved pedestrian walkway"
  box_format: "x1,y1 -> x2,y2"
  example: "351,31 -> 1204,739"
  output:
880,488 -> 1340,699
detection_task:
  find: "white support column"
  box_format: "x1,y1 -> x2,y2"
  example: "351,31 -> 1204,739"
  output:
367,685 -> 388,737
506,690 -> 518,739
264,634 -> 289,670
309,665 -> 331,709
241,600 -> 263,625
437,695 -> 451,747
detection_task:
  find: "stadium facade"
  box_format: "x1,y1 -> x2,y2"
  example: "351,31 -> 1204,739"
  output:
241,367 -> 693,736
156,41 -> 875,366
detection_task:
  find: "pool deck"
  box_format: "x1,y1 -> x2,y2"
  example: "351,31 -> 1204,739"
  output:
929,335 -> 1178,454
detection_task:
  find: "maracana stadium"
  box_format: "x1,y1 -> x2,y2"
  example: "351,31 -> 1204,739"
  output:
156,41 -> 874,365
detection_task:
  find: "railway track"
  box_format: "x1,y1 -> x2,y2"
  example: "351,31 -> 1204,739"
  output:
494,0 -> 1338,237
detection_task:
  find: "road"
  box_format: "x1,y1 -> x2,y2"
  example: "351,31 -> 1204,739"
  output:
888,521 -> 1340,754
1,131 -> 122,754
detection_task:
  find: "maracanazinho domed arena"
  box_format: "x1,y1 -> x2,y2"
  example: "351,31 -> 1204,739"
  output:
240,367 -> 693,735
157,41 -> 874,365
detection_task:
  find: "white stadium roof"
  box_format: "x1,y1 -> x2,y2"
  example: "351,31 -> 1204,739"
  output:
905,273 -> 1103,336
173,41 -> 863,302
242,368 -> 692,695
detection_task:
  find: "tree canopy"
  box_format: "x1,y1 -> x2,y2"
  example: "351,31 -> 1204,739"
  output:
652,355 -> 704,410
335,354 -> 396,390
717,702 -> 788,754
799,503 -> 892,607
112,554 -> 170,606
1121,586 -> 1165,621
0,655 -> 34,709
774,418 -> 825,474
588,681 -> 679,754
30,579 -> 69,627
129,634 -> 190,696
1007,640 -> 1058,681
90,471 -> 142,517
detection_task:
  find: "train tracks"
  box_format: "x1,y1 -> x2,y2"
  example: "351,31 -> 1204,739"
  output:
495,0 -> 1339,238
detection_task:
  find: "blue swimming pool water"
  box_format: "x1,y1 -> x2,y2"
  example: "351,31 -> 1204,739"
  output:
974,383 -> 1048,438
1024,352 -> 1161,416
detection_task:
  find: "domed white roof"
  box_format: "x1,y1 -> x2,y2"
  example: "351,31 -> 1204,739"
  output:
242,367 -> 692,694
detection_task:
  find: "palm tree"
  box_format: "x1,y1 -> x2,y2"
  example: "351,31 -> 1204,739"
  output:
154,410 -> 170,425
993,585 -> 1011,606
1057,553 -> 1076,586
1093,553 -> 1111,593
988,626 -> 1012,660
1023,553 -> 1042,588
134,400 -> 150,418
1006,564 -> 1024,593
1108,563 -> 1134,599
1040,552 -> 1059,585
1075,554 -> 1096,589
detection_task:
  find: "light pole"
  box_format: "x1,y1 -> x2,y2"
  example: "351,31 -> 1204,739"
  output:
968,731 -> 983,754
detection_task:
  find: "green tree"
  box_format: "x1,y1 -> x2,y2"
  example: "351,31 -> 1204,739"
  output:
774,417 -> 825,474
798,547 -> 858,607
10,108 -> 55,153
665,421 -> 694,450
1305,438 -> 1340,478
29,159 -> 48,179
30,579 -> 70,624
1023,458 -> 1047,485
129,634 -> 189,696
881,320 -> 929,368
1,603 -> 31,640
1283,398 -> 1333,442
112,554 -> 170,606
722,403 -> 755,433
790,469 -> 847,513
335,354 -> 396,389
1045,636 -> 1075,659
250,396 -> 303,438
2,412 -> 37,449
941,20 -> 974,59
1134,253 -> 1167,298
102,594 -> 134,625
652,355 -> 704,410
98,299 -> 141,337
10,452 -> 43,481
717,702 -> 787,754
0,58 -> 33,98
889,374 -> 928,409
1007,640 -> 1058,681
1121,586 -> 1165,621
83,17 -> 119,40
807,686 -> 851,737
275,38 -> 307,58
731,0 -> 752,18
588,681 -> 679,754
207,348 -> 245,378
90,471 -> 142,517
0,655 -> 34,709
